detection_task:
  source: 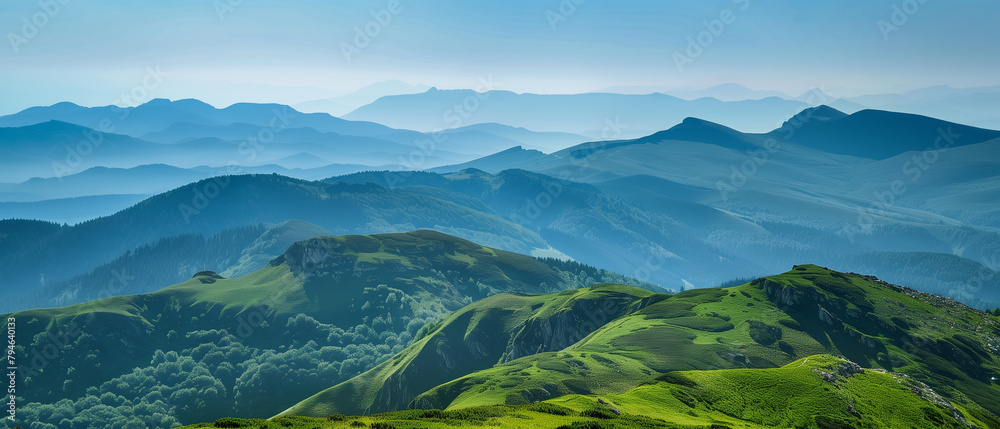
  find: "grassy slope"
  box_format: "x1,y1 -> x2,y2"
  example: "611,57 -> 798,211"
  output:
341,265 -> 1000,426
10,230 -> 652,423
181,354 -> 988,429
278,284 -> 661,417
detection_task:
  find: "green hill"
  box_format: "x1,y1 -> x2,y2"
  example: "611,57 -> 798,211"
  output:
7,230 -> 653,428
277,264 -> 1000,427
180,354 -> 990,429
279,284 -> 663,417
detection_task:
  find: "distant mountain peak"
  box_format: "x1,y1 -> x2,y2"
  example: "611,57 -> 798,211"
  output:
456,167 -> 491,176
49,101 -> 84,109
772,105 -> 1000,158
677,116 -> 720,127
639,116 -> 754,149
143,98 -> 173,106
495,145 -> 526,153
780,105 -> 847,129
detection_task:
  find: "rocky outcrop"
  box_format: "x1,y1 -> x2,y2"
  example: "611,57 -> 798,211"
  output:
500,297 -> 634,363
897,374 -> 973,428
813,359 -> 864,383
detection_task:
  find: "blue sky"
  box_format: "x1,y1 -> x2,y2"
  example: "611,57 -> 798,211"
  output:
1,0 -> 998,114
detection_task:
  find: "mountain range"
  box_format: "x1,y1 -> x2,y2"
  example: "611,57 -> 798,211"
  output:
3,91 -> 1000,429
0,99 -> 591,185
4,231 -> 655,427
5,233 -> 997,428
276,264 -> 1000,428
4,103 -> 1000,314
343,89 -> 823,136
427,106 -> 1000,309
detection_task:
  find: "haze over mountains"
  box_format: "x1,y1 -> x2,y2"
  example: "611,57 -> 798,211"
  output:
2,84 -> 999,429
3,89 -> 1000,314
5,0 -> 999,426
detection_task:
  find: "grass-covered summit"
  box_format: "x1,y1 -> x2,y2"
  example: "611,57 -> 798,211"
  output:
7,230 -> 652,428
276,264 -> 1000,428
184,354 -> 991,428
280,284 -> 662,417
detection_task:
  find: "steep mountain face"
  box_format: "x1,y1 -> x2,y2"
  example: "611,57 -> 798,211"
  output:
287,265 -> 1000,427
220,219 -> 333,278
5,231 -> 653,427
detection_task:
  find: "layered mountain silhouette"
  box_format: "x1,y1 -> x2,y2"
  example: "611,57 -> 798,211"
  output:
343,89 -> 823,135
3,94 -> 1000,429
0,99 -> 592,183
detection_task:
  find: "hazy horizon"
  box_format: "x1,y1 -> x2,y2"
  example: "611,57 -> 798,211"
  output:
3,1 -> 999,115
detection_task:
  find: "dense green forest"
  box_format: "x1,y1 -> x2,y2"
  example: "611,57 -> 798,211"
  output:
6,231 -> 655,428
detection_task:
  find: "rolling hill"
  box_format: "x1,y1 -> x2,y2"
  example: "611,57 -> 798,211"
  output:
280,284 -> 662,416
278,265 -> 1000,428
6,231 -> 654,427
192,354 -> 991,428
